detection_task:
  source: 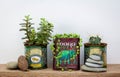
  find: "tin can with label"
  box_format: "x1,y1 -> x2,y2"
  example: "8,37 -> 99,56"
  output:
53,38 -> 80,70
25,45 -> 47,69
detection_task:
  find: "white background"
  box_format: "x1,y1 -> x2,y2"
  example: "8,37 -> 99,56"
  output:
0,0 -> 120,67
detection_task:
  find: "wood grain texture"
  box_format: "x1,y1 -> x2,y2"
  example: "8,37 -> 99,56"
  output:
0,64 -> 120,77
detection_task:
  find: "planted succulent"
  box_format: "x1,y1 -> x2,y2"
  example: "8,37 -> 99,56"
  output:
20,15 -> 54,69
53,33 -> 80,39
81,35 -> 107,72
89,35 -> 101,44
50,33 -> 82,56
36,18 -> 54,45
51,33 -> 82,71
20,15 -> 54,46
19,15 -> 35,46
51,33 -> 83,48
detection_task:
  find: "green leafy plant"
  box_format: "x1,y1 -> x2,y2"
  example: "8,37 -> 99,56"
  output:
51,33 -> 82,51
89,35 -> 101,44
52,33 -> 80,39
50,33 -> 82,71
36,18 -> 54,45
20,15 -> 54,46
50,33 -> 82,56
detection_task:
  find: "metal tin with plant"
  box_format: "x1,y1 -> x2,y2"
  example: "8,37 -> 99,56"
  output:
50,33 -> 82,71
81,35 -> 107,72
20,15 -> 54,69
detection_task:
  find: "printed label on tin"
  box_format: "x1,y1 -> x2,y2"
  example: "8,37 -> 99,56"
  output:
31,56 -> 41,63
53,38 -> 80,70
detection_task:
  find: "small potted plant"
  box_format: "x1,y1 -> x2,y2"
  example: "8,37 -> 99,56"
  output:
50,33 -> 82,71
19,15 -> 54,69
81,35 -> 107,72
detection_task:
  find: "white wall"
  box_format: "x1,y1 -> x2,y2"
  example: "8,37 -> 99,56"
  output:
0,0 -> 120,66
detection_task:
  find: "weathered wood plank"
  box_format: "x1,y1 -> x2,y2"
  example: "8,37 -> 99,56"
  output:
0,64 -> 120,77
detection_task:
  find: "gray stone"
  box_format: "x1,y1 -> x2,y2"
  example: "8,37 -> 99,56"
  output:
81,65 -> 107,72
87,58 -> 104,65
85,62 -> 103,68
89,55 -> 101,61
6,61 -> 18,69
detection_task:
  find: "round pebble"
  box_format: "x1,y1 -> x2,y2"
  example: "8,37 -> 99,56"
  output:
18,55 -> 28,71
6,61 -> 18,69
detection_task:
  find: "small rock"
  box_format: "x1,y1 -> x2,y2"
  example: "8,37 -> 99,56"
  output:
81,65 -> 107,72
89,55 -> 101,61
18,55 -> 28,71
85,62 -> 103,68
6,61 -> 18,69
87,58 -> 103,65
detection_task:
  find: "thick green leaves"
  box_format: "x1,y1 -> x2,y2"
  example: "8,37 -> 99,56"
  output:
19,15 -> 35,45
37,18 -> 54,45
53,33 -> 81,39
20,15 -> 54,45
89,36 -> 101,44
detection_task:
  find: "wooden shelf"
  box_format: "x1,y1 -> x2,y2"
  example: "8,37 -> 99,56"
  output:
0,64 -> 120,77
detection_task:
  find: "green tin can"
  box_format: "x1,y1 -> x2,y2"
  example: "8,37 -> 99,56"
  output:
25,45 -> 47,69
81,36 -> 107,72
84,43 -> 107,68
